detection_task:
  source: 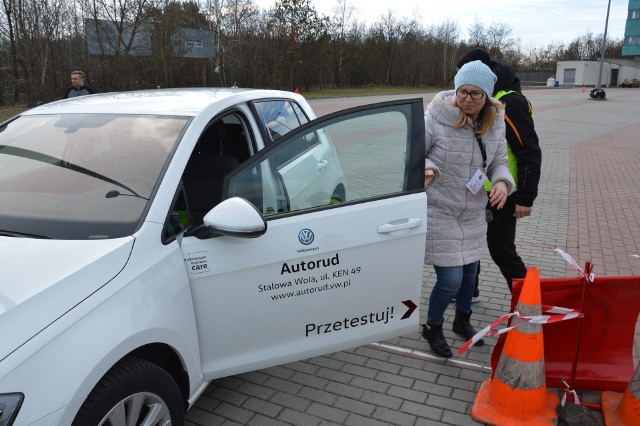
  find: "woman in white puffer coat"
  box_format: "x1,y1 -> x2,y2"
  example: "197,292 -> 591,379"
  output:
422,60 -> 515,358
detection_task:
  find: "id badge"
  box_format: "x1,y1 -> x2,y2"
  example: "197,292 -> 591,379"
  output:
466,168 -> 488,195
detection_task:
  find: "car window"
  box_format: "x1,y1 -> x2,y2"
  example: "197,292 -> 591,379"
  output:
291,102 -> 309,125
253,100 -> 308,144
177,113 -> 253,228
227,102 -> 420,217
0,114 -> 189,239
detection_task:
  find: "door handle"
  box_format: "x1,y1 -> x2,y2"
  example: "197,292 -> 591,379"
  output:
377,218 -> 423,234
317,160 -> 327,171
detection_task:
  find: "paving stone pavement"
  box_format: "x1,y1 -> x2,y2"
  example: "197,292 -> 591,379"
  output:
185,87 -> 640,425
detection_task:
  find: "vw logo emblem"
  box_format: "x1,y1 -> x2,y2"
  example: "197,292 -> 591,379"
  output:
298,229 -> 314,245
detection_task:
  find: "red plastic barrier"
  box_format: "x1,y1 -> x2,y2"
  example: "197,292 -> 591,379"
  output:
491,275 -> 640,392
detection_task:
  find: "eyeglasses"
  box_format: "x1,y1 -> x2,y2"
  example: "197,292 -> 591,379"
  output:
456,89 -> 485,101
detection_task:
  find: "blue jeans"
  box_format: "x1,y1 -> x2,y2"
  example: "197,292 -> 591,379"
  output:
427,261 -> 479,325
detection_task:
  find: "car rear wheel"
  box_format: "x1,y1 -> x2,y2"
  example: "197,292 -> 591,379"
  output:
72,357 -> 184,426
330,185 -> 346,204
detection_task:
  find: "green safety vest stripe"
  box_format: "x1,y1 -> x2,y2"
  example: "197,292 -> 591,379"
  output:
483,89 -> 532,192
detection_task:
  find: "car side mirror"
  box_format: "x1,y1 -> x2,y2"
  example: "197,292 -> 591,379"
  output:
202,197 -> 267,238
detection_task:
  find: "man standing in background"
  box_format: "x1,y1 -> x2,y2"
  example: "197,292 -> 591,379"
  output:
456,48 -> 542,296
64,71 -> 97,98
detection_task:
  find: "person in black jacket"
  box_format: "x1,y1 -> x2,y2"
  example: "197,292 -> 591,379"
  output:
63,71 -> 97,98
456,48 -> 542,295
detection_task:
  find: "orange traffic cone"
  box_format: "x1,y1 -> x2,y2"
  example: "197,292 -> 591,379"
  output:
601,362 -> 640,425
471,266 -> 559,425
582,86 -> 586,93
294,87 -> 300,94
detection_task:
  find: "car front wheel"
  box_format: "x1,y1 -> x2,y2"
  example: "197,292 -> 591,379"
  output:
72,357 -> 184,426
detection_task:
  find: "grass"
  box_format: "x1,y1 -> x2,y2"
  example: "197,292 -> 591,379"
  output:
299,86 -> 443,99
0,106 -> 29,122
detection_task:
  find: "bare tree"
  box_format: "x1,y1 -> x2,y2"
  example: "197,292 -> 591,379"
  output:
467,19 -> 487,48
368,10 -> 405,85
205,0 -> 262,87
272,0 -> 327,89
7,0 -> 68,105
1,0 -> 19,103
328,0 -> 355,87
83,0 -> 158,90
434,20 -> 459,85
0,0 -> 631,104
465,20 -> 519,61
485,22 -> 516,61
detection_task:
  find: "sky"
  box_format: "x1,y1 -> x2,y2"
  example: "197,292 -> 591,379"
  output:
254,0 -> 629,48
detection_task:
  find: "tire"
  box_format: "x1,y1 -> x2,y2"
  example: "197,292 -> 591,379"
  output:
72,357 -> 184,426
330,185 -> 346,204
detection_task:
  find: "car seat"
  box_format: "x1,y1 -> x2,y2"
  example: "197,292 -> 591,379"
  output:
183,121 -> 241,225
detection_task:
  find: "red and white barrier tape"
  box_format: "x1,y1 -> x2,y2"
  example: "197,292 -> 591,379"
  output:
531,305 -> 583,324
554,248 -> 595,282
458,250 -> 590,355
560,378 -> 581,406
458,306 -> 583,354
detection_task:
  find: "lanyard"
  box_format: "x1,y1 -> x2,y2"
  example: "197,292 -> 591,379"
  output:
474,133 -> 487,169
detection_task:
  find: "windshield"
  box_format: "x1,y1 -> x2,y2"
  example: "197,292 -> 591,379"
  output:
0,114 -> 189,239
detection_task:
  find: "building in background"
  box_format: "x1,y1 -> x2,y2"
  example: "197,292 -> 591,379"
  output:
555,59 -> 640,87
555,1 -> 640,88
622,0 -> 640,57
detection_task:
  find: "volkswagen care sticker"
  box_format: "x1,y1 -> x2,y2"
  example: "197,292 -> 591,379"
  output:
185,250 -> 209,275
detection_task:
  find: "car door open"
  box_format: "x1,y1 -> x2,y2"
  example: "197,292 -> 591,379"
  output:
180,99 -> 427,380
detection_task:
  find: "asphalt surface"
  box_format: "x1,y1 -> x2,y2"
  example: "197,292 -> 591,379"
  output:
185,87 -> 640,425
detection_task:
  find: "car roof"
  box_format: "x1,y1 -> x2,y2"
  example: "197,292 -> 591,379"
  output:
22,88 -> 304,117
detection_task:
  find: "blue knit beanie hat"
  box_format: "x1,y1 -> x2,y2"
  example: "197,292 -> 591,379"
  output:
454,60 -> 497,97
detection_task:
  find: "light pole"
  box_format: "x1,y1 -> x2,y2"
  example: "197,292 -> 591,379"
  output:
591,0 -> 612,99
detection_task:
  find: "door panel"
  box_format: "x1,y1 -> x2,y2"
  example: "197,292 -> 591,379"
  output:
273,132 -> 327,209
182,99 -> 427,379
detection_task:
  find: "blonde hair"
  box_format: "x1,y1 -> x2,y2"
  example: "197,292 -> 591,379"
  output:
453,100 -> 504,136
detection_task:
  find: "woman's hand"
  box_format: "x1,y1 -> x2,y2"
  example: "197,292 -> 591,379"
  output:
424,169 -> 435,188
489,181 -> 508,209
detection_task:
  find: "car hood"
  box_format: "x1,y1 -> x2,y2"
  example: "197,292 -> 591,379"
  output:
0,237 -> 134,361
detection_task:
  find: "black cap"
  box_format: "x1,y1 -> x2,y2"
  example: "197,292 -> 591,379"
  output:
456,48 -> 492,69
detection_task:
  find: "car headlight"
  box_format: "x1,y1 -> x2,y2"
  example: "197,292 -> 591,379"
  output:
0,394 -> 23,426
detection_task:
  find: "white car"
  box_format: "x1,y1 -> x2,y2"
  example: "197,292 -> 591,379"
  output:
0,88 -> 427,425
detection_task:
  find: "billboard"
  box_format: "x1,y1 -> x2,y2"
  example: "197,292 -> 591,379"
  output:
172,28 -> 215,59
85,19 -> 214,60
85,18 -> 152,57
